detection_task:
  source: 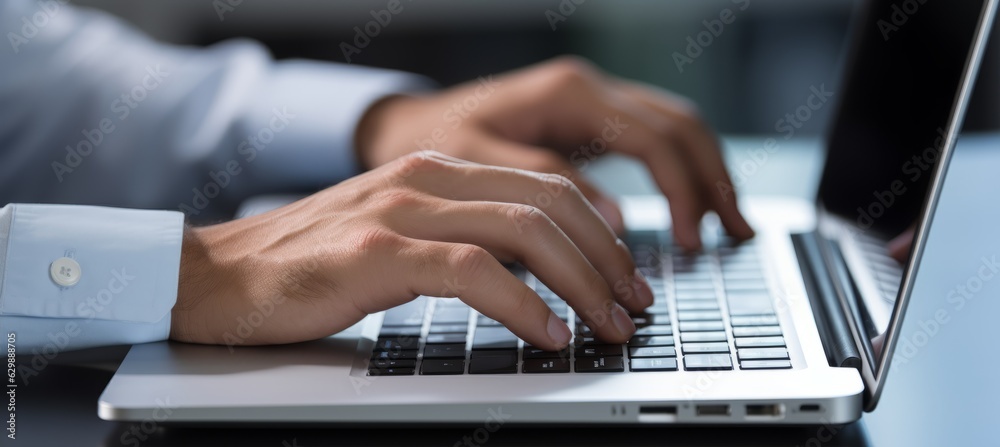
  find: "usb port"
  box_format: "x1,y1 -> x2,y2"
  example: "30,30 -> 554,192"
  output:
799,404 -> 822,412
696,405 -> 730,416
746,404 -> 784,418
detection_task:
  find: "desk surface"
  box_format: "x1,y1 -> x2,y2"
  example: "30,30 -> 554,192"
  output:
18,135 -> 1000,446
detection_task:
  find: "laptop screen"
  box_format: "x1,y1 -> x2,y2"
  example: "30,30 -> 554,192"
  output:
817,0 -> 993,238
815,0 -> 995,407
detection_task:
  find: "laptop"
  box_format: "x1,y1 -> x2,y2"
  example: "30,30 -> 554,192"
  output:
98,0 -> 997,425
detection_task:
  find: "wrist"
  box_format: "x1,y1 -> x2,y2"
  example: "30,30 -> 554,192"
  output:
171,226 -> 213,342
354,94 -> 422,170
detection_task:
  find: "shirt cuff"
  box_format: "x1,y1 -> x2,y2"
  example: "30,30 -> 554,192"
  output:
238,61 -> 435,187
0,204 -> 184,351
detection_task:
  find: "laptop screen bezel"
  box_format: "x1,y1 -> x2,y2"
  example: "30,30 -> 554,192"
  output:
815,0 -> 998,411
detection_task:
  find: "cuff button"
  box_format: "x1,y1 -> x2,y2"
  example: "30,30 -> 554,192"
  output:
50,257 -> 82,287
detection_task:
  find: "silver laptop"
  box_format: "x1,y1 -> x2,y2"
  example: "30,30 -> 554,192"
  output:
98,0 -> 997,425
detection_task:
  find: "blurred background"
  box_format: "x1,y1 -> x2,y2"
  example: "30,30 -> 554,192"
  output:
73,0 -> 999,136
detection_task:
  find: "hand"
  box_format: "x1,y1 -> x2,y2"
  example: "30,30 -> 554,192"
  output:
887,225 -> 916,264
356,56 -> 754,249
170,151 -> 654,350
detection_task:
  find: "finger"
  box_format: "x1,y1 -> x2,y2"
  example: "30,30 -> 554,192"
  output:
387,198 -> 648,337
887,226 -> 916,264
397,239 -> 573,350
403,155 -> 654,312
566,99 -> 706,250
618,82 -> 755,240
450,136 -> 626,234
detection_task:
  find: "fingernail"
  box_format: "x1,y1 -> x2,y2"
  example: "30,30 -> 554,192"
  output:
611,304 -> 636,337
547,313 -> 572,348
634,269 -> 655,307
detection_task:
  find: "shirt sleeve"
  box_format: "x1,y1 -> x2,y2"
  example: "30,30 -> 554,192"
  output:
0,204 -> 184,352
0,0 -> 435,220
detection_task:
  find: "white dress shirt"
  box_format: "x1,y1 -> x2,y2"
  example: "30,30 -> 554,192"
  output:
0,0 -> 431,352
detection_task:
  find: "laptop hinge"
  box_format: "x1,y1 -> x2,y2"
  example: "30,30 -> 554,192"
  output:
791,232 -> 862,369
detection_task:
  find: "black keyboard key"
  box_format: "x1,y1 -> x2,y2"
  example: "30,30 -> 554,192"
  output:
371,349 -> 418,360
369,359 -> 416,369
683,354 -> 733,371
573,337 -> 610,347
740,360 -> 792,370
429,324 -> 468,334
630,357 -> 678,372
523,358 -> 571,373
634,325 -> 673,336
735,337 -> 786,348
576,324 -> 594,337
575,356 -> 625,373
469,351 -> 518,374
522,346 -> 569,360
679,332 -> 727,343
425,333 -> 467,345
628,336 -> 674,347
374,336 -> 420,351
472,327 -> 518,350
629,346 -> 676,358
382,299 -> 426,326
677,311 -> 723,321
737,348 -> 789,360
368,367 -> 415,376
682,342 -> 730,354
679,321 -> 725,332
421,359 -> 466,375
730,315 -> 779,327
575,345 -> 623,357
378,326 -> 422,337
423,344 -> 467,359
733,326 -> 782,337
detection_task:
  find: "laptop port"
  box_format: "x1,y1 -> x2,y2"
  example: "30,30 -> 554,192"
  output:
637,406 -> 677,423
799,404 -> 822,412
746,404 -> 784,417
696,405 -> 730,416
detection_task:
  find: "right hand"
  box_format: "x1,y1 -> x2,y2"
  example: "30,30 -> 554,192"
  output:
170,151 -> 654,351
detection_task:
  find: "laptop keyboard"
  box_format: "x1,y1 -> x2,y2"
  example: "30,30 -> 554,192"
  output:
367,230 -> 792,376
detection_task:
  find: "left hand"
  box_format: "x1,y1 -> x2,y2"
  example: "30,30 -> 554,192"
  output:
355,56 -> 754,250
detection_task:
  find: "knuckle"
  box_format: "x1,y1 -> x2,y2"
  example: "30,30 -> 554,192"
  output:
538,172 -> 576,191
546,56 -> 598,85
395,150 -> 443,176
376,188 -> 424,210
448,244 -> 494,279
352,228 -> 402,255
504,203 -> 550,236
